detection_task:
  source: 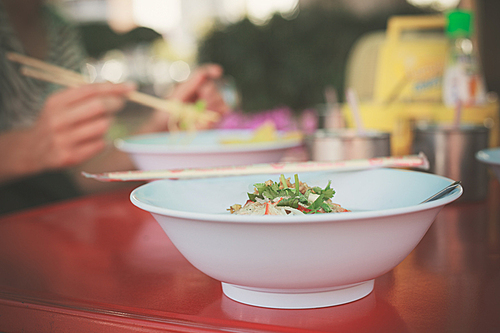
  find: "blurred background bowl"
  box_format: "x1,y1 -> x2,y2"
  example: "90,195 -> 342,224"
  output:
130,168 -> 462,309
115,129 -> 303,170
476,147 -> 500,183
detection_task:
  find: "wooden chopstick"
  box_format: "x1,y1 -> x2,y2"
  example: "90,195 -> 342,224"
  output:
7,52 -> 85,83
7,52 -> 220,129
82,153 -> 431,182
20,66 -> 84,88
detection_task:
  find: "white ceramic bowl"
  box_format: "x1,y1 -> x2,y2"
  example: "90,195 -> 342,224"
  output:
476,147 -> 500,182
115,129 -> 302,170
130,168 -> 462,309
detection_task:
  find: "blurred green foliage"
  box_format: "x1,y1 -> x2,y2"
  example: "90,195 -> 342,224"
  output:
197,4 -> 432,113
79,24 -> 162,59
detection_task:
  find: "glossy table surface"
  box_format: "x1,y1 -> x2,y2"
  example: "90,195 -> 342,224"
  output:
0,180 -> 499,333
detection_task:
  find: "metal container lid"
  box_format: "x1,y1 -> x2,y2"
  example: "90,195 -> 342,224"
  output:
413,123 -> 489,135
310,128 -> 390,141
305,129 -> 392,162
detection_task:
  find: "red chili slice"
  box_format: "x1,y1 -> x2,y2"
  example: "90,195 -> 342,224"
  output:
264,202 -> 270,215
297,205 -> 312,213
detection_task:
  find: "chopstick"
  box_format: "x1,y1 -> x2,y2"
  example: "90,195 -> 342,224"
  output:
81,153 -> 430,182
20,66 -> 84,87
6,52 -> 220,130
8,52 -> 85,83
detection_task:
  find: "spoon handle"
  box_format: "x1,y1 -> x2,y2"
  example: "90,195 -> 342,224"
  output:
420,181 -> 462,204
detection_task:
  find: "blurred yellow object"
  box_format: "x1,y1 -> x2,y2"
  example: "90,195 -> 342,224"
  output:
341,14 -> 498,157
248,121 -> 279,143
220,121 -> 303,145
341,101 -> 499,156
220,121 -> 278,144
374,15 -> 448,104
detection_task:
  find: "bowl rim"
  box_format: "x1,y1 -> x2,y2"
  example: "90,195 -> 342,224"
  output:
476,147 -> 500,166
115,129 -> 303,154
130,171 -> 463,224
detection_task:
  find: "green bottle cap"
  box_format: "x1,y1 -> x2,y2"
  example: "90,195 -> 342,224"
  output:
445,10 -> 473,37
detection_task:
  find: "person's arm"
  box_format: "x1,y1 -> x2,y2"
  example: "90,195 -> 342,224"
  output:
0,82 -> 136,185
0,128 -> 41,183
71,64 -> 231,194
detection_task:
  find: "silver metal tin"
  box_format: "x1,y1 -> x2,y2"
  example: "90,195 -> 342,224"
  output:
412,124 -> 490,201
305,129 -> 391,162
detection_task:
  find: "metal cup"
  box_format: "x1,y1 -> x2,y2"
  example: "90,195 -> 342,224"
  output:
411,124 -> 490,201
305,129 -> 391,162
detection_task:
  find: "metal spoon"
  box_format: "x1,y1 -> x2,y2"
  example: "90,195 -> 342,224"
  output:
420,181 -> 462,204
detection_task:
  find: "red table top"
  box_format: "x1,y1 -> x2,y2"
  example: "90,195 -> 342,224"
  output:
0,180 -> 499,333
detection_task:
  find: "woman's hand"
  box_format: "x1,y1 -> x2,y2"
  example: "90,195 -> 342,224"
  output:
0,82 -> 136,183
138,64 -> 230,133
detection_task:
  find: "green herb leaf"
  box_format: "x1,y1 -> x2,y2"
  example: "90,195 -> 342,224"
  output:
294,174 -> 300,195
322,203 -> 333,213
248,193 -> 258,201
277,197 -> 299,208
307,193 -> 325,212
280,174 -> 288,189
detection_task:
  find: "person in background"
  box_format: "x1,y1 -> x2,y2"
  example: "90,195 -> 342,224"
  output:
0,0 -> 229,214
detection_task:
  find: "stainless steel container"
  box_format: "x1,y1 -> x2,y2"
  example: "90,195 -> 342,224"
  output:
305,129 -> 391,162
411,124 -> 490,202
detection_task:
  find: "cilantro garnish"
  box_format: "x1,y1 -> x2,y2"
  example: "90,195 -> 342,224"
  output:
247,174 -> 336,214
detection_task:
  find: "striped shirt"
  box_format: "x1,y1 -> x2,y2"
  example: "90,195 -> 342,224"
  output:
0,2 -> 88,215
0,1 -> 87,131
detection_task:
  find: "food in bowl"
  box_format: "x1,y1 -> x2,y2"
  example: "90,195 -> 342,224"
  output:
130,168 -> 462,309
220,121 -> 302,145
229,174 -> 349,215
115,128 -> 303,171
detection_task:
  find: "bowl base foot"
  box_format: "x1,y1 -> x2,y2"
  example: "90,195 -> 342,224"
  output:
221,279 -> 374,309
